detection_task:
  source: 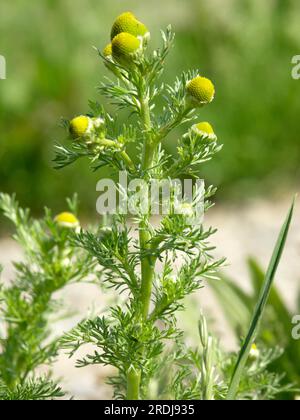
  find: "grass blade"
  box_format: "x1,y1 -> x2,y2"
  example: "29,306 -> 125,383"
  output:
209,276 -> 253,336
226,198 -> 295,400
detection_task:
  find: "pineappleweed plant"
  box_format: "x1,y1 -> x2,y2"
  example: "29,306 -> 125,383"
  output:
54,12 -> 294,400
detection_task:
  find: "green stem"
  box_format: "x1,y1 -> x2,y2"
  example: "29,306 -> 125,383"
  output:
127,81 -> 156,401
126,365 -> 141,400
120,150 -> 135,172
156,108 -> 191,145
97,138 -> 135,171
139,97 -> 156,321
139,228 -> 155,319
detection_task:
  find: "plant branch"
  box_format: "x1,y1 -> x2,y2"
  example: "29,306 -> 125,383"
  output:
138,81 -> 157,322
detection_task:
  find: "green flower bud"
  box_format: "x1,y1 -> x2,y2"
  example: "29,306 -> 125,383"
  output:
111,32 -> 141,66
186,76 -> 215,108
162,275 -> 177,300
69,115 -> 106,143
111,12 -> 149,41
249,344 -> 260,361
99,226 -> 113,238
92,117 -> 105,130
177,202 -> 194,218
179,202 -> 196,224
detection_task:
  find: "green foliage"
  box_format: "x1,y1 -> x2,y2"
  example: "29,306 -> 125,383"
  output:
1,0 -> 300,217
211,256 -> 300,399
55,19 -> 227,400
146,314 -> 293,400
54,14 -> 295,401
219,347 -> 293,400
0,193 -> 92,400
0,377 -> 64,401
227,200 -> 295,400
0,4 -> 295,401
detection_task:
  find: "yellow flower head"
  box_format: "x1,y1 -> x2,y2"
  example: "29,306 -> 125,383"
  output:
111,12 -> 149,41
54,212 -> 80,229
186,76 -> 215,108
103,43 -> 112,58
112,32 -> 141,65
192,122 -> 217,141
69,116 -> 91,139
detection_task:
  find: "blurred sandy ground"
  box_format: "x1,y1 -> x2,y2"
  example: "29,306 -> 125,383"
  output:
0,195 -> 299,399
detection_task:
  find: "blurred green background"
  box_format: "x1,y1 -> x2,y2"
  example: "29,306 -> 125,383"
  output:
1,0 -> 300,217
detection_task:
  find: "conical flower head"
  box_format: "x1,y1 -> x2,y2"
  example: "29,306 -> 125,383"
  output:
103,43 -> 112,58
111,32 -> 141,65
186,76 -> 215,108
69,116 -> 92,139
192,122 -> 217,141
54,212 -> 80,229
111,12 -> 149,40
